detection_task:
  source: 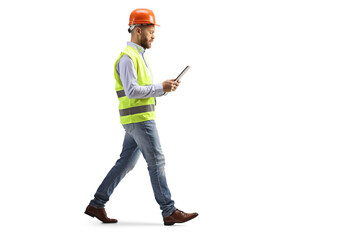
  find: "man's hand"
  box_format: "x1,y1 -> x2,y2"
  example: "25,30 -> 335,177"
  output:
162,79 -> 181,92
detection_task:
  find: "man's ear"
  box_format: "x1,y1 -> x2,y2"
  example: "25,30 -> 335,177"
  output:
135,27 -> 142,35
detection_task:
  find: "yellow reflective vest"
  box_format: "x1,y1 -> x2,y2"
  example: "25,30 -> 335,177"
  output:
114,46 -> 156,125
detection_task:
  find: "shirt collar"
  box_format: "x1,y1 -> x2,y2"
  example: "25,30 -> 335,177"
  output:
127,41 -> 145,54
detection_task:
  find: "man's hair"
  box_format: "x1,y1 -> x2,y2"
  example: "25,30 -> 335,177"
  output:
128,24 -> 153,34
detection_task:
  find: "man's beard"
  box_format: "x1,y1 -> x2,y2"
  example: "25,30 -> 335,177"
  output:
140,36 -> 151,49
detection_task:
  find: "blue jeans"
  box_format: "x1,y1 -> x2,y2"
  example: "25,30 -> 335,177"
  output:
89,120 -> 175,218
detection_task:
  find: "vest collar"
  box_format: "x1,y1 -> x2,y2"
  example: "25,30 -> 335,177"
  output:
127,41 -> 145,54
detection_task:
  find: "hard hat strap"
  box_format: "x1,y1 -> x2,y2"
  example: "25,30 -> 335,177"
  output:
128,25 -> 137,33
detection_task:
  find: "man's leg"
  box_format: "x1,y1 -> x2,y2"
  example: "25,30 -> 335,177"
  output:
90,132 -> 140,208
129,120 -> 176,218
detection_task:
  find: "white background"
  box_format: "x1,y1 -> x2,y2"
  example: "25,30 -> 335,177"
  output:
0,0 -> 359,239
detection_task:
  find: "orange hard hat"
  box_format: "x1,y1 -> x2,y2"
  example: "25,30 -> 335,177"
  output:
129,8 -> 160,26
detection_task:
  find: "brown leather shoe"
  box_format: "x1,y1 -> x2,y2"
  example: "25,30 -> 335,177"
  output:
163,209 -> 198,226
84,205 -> 118,223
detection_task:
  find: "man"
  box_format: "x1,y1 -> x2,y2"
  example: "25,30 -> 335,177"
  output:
84,8 -> 198,226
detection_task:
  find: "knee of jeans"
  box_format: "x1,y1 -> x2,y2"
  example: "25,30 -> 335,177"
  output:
126,162 -> 136,174
115,159 -> 137,173
148,163 -> 166,177
147,156 -> 165,170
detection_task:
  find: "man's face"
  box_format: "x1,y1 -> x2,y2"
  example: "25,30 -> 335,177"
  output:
139,25 -> 155,49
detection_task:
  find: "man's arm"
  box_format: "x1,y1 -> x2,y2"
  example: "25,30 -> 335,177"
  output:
117,55 -> 164,99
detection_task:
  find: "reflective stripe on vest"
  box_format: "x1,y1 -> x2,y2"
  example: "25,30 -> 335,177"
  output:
119,104 -> 155,116
116,90 -> 126,98
114,45 -> 156,125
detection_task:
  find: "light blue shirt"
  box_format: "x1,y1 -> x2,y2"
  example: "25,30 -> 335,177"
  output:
116,42 -> 164,99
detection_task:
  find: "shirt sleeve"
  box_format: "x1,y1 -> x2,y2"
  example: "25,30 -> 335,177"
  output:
117,55 -> 164,99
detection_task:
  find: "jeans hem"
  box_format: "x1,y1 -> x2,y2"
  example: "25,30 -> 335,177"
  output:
162,207 -> 176,218
89,200 -> 105,209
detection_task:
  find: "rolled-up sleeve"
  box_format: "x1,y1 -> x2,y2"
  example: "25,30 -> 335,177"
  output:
117,55 -> 164,99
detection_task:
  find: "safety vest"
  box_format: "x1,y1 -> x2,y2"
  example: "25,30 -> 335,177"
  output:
114,46 -> 156,125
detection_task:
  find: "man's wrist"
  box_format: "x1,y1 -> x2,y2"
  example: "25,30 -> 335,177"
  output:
155,83 -> 165,96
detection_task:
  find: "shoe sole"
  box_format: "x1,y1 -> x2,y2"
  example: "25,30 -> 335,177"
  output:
164,222 -> 175,226
84,211 -> 95,218
164,214 -> 198,226
84,211 -> 118,223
